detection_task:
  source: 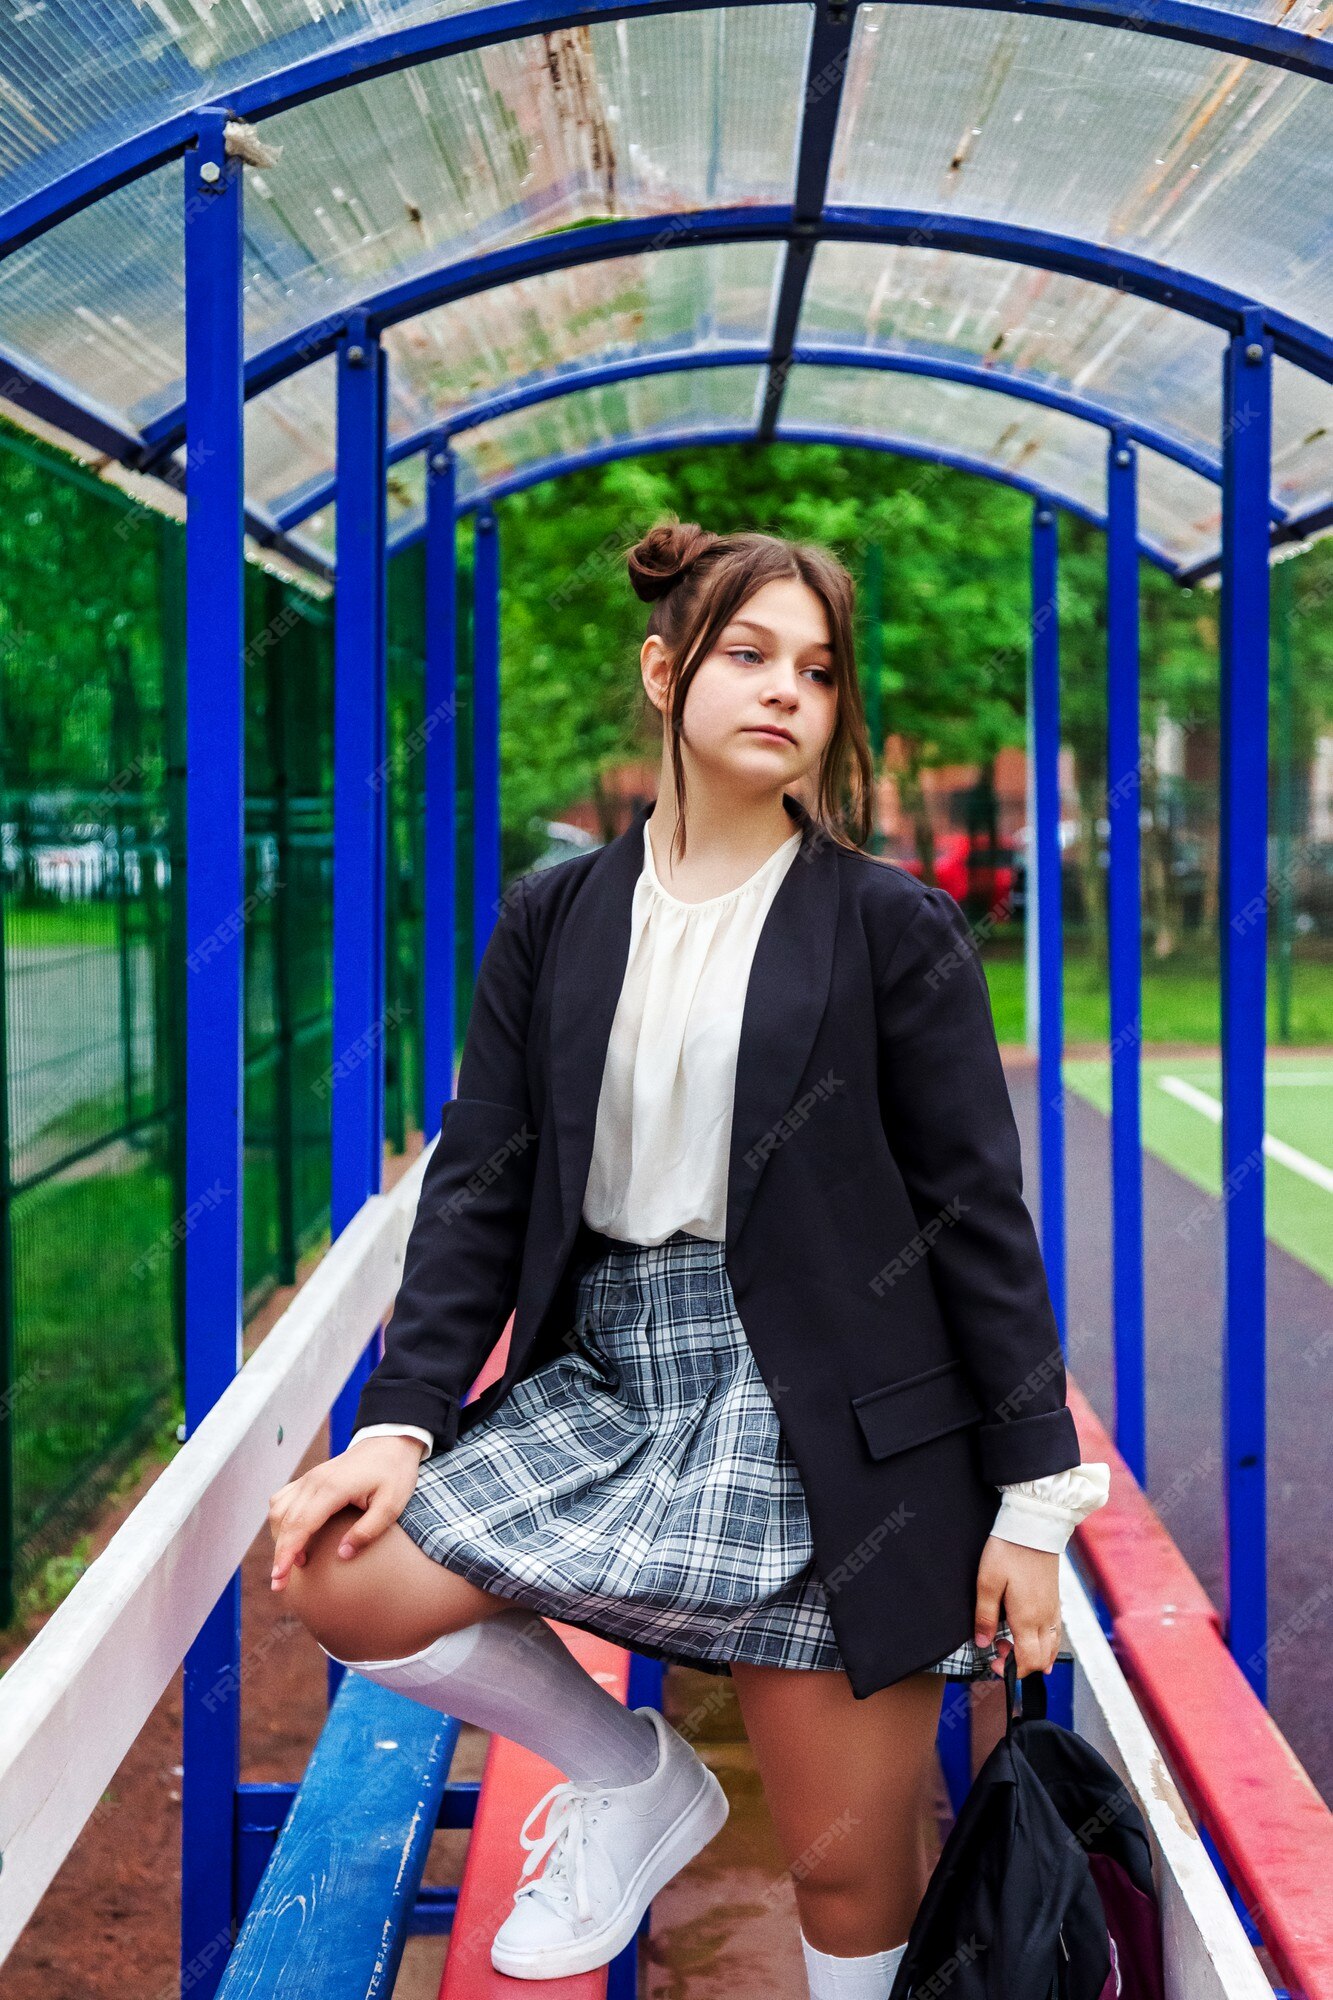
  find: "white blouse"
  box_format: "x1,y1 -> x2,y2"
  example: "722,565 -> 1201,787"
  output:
356,815 -> 1111,1553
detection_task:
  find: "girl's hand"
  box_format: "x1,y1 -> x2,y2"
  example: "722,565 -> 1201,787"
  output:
973,1536 -> 1062,1676
267,1436 -> 425,1591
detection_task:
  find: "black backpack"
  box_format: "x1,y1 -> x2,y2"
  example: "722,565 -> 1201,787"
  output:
889,1650 -> 1165,2000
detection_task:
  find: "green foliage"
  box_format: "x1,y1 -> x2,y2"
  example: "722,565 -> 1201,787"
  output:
480,438 -> 1281,829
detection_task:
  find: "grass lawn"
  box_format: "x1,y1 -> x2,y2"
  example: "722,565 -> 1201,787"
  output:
982,943 -> 1333,1046
1059,1052 -> 1333,1285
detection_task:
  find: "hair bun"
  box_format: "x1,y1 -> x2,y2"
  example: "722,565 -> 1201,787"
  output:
626,521 -> 716,603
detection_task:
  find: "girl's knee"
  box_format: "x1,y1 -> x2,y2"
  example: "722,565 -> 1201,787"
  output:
283,1507 -> 377,1655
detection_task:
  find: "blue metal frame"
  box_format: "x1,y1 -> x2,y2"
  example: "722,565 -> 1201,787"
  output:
1029,500 -> 1067,1346
2,0 -> 1332,269
1218,312 -> 1272,1703
757,2 -> 856,439
1105,428 -> 1146,1486
423,438 -> 460,1133
178,109 -> 247,2000
328,318 -> 391,1495
385,425 -> 1180,573
0,0 -> 1290,1971
471,510 -> 503,966
140,208 -> 1333,460
272,344 -> 1257,538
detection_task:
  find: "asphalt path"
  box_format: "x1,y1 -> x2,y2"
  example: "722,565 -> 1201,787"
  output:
1007,1058 -> 1333,1808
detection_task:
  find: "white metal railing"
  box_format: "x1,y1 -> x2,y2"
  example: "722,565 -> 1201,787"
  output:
0,1149 -> 428,1962
0,1144 -> 1272,1997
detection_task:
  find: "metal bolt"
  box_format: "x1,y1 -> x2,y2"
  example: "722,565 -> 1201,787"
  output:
430,453 -> 450,474
1114,447 -> 1132,467
199,160 -> 222,185
346,343 -> 366,365
1245,341 -> 1264,364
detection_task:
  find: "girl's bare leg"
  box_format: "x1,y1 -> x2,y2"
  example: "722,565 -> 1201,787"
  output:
282,1505 -> 514,1659
730,1660 -> 944,1955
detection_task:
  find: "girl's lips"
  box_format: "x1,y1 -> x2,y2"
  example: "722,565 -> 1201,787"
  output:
744,726 -> 796,744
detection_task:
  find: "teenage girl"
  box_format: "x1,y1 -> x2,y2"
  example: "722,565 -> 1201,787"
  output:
269,523 -> 1109,1998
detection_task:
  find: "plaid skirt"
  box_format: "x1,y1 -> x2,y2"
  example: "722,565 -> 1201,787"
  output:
398,1228 -> 1012,1680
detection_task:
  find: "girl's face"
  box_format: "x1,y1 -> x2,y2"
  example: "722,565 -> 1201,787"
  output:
644,576 -> 838,800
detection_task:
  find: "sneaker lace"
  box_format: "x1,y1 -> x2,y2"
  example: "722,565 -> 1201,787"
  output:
514,1778 -> 606,1924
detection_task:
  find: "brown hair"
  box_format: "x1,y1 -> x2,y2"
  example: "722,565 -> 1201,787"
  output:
624,518 -> 875,863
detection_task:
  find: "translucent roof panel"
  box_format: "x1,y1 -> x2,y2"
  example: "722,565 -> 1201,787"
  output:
778,364 -> 1220,568
450,363 -> 768,497
1271,357 -> 1333,537
799,242 -> 1230,463
3,0 -> 1332,577
0,1 -> 477,214
829,6 -> 1333,336
0,10 -> 807,437
383,241 -> 783,427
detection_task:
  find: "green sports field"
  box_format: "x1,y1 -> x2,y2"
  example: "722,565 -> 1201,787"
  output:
1061,1053 -> 1333,1284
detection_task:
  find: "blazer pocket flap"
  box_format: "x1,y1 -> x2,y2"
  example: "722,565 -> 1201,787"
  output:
851,1358 -> 985,1460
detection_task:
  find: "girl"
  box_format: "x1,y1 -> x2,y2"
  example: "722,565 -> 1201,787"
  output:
269,522 -> 1109,1997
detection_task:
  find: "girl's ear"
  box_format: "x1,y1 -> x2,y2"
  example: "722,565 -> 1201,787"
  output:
640,633 -> 671,711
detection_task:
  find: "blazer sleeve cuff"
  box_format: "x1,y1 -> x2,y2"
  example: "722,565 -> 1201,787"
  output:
976,1404 -> 1081,1486
352,1382 -> 463,1453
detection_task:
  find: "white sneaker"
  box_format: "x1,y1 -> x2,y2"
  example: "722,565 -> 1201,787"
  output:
489,1705 -> 730,1979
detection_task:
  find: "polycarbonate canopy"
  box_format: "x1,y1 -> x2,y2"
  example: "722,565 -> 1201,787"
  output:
2,0 -> 1332,576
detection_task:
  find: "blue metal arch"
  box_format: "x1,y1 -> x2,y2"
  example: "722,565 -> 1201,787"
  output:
138,206 -> 1333,471
380,422 -> 1182,571
2,0 -> 1332,265
273,342 -> 1269,535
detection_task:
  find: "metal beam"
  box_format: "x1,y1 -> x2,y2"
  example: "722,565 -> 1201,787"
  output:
471,509 -> 502,968
1105,427 -> 1146,1487
139,207 -> 1333,464
383,423 -> 1182,572
1029,498 -> 1067,1343
272,344 -> 1265,535
423,438 -> 459,1138
178,106 -> 246,2000
757,0 -> 859,440
327,316 -> 390,1481
3,0 -> 1332,267
1218,309 -> 1273,1706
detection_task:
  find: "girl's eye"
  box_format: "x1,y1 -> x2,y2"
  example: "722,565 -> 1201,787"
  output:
729,647 -> 764,665
806,667 -> 834,685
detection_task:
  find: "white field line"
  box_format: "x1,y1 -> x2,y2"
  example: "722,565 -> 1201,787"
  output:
1158,1076 -> 1333,1194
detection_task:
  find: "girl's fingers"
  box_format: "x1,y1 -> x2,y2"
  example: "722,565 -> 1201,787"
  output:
335,1492 -> 399,1558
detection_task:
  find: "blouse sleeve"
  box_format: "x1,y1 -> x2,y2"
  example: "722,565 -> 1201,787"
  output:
988,1460 -> 1111,1554
348,1423 -> 433,1459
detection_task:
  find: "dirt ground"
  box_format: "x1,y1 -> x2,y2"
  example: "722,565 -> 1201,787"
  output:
0,1133 -> 1009,1999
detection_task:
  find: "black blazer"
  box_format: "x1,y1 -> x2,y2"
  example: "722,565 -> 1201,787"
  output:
355,791 -> 1083,1696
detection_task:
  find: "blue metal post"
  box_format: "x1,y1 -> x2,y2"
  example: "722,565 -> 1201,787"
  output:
328,317 -> 389,1494
179,109 -> 246,1995
1218,311 -> 1272,1700
1030,502 -> 1067,1341
472,507 -> 502,963
424,437 -> 459,1128
1105,431 -> 1146,1484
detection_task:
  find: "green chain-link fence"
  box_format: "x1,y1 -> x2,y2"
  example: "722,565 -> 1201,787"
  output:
0,425 -> 455,1619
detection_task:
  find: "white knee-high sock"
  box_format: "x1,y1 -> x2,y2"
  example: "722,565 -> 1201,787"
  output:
321,1603 -> 661,1787
800,1926 -> 909,1999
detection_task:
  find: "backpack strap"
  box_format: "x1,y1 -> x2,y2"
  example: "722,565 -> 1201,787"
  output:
1001,1647 -> 1050,1733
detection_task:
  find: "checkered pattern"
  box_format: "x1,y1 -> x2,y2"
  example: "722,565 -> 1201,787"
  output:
399,1229 -> 1011,1680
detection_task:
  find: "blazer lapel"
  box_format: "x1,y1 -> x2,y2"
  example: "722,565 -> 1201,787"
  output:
547,793 -> 841,1250
725,797 -> 840,1247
